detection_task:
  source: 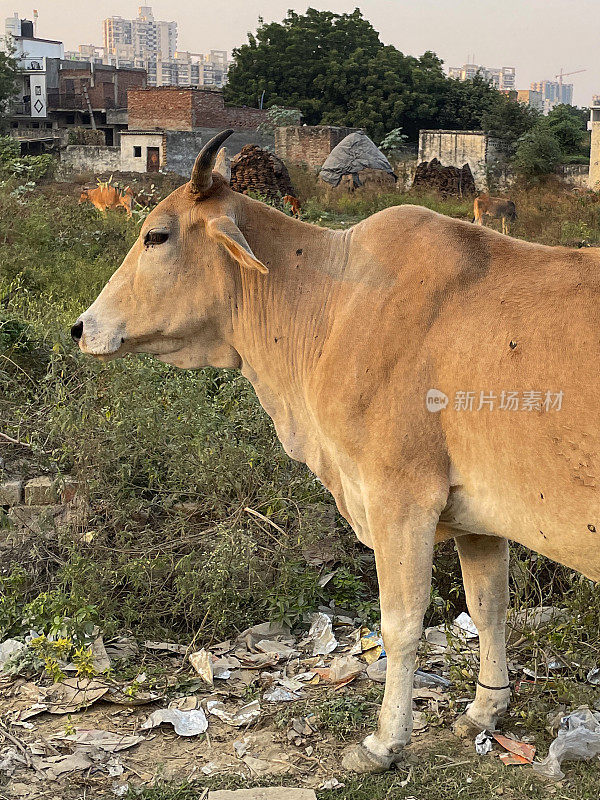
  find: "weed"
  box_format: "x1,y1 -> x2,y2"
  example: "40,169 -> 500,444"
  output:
314,691 -> 381,739
2,178 -> 600,683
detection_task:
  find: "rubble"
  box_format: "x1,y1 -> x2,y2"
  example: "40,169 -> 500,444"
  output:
190,648 -> 214,685
492,733 -> 535,766
3,600 -> 588,795
0,640 -> 27,673
475,730 -> 493,755
41,677 -> 110,714
51,728 -> 143,753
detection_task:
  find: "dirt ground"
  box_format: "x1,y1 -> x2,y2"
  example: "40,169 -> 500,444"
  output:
0,616 -> 478,799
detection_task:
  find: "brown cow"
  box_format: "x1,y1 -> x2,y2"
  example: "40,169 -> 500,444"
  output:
283,194 -> 302,218
472,193 -> 517,235
79,185 -> 134,218
72,131 -> 600,773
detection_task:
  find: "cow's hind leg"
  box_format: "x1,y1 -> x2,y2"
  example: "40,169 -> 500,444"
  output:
342,498 -> 442,773
453,534 -> 510,736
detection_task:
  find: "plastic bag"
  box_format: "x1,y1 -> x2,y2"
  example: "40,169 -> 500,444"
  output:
533,707 -> 600,780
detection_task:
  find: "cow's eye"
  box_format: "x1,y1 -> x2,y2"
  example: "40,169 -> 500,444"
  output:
144,230 -> 169,246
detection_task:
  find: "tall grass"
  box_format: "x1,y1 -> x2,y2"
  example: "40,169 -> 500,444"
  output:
1,177 -> 600,670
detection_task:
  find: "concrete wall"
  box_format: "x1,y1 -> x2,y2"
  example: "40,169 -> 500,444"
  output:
589,116 -> 600,190
121,129 -> 273,177
60,144 -> 121,174
127,87 -> 267,132
59,129 -> 275,178
194,127 -> 273,158
418,130 -> 509,190
558,163 -> 589,188
275,126 -> 358,170
164,131 -> 204,176
393,158 -> 418,192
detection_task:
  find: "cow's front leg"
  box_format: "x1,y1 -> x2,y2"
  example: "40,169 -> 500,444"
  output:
342,500 -> 441,773
453,534 -> 510,736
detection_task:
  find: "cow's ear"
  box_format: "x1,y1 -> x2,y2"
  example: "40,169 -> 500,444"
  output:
214,147 -> 231,184
207,215 -> 268,274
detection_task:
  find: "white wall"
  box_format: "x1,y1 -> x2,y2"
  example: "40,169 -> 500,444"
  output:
15,37 -> 63,60
120,133 -> 163,172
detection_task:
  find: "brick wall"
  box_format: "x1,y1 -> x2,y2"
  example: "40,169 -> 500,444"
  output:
128,87 -> 194,130
274,126 -> 359,170
127,87 -> 267,132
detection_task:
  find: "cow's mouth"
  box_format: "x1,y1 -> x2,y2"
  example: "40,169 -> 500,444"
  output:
78,325 -> 183,361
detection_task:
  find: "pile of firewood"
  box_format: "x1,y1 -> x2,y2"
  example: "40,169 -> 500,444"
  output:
412,158 -> 476,196
230,145 -> 296,203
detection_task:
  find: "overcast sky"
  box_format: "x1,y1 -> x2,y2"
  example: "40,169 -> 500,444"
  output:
2,0 -> 597,105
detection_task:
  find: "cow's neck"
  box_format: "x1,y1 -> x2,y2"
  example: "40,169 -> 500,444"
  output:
230,198 -> 350,464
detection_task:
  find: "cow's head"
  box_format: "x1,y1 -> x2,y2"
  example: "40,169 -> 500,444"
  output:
71,130 -> 268,369
79,188 -> 90,204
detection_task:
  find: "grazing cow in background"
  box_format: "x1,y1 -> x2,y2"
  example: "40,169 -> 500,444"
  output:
79,184 -> 134,218
473,193 -> 517,234
72,130 -> 600,774
283,194 -> 302,218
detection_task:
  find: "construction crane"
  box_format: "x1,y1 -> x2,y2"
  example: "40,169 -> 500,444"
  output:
555,68 -> 587,88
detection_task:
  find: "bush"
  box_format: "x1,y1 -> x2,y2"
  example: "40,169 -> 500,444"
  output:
0,134 -> 55,182
0,134 -> 19,161
513,124 -> 563,179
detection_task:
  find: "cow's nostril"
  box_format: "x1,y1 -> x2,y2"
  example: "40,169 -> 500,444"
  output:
71,321 -> 84,343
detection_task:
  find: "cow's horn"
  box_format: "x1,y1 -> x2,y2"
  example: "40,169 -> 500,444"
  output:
190,129 -> 234,194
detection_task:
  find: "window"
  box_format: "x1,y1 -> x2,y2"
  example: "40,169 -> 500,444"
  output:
133,146 -> 142,157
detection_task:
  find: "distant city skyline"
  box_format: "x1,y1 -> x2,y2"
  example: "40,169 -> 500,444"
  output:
3,1 -> 596,105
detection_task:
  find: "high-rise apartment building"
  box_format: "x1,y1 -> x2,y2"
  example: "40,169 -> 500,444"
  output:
98,6 -> 228,87
448,63 -> 516,91
104,6 -> 177,62
530,80 -> 573,113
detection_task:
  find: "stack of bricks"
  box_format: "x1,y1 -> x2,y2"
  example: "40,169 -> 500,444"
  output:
230,145 -> 296,203
412,158 -> 476,197
0,476 -> 80,537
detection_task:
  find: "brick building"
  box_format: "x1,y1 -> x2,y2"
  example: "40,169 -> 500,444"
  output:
127,86 -> 266,131
46,61 -> 147,145
53,62 -> 147,110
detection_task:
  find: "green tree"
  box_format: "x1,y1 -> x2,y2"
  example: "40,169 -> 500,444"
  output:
379,127 -> 409,159
225,8 -> 381,126
225,8 -> 538,144
513,123 -> 562,179
0,41 -> 17,129
546,104 -> 588,159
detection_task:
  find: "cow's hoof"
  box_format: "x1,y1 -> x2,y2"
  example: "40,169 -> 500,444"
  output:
341,742 -> 401,773
452,712 -> 488,739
